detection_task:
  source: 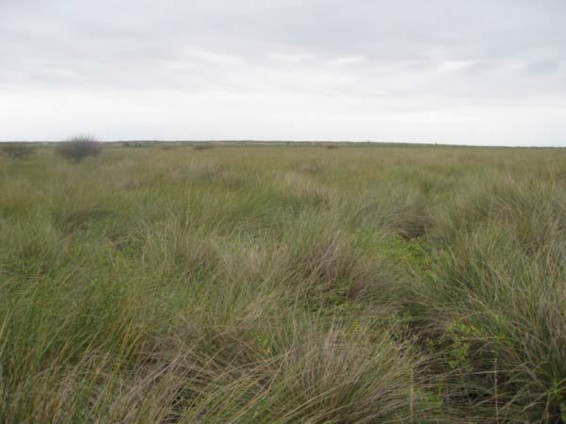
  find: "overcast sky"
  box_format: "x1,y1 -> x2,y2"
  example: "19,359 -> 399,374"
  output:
1,0 -> 565,145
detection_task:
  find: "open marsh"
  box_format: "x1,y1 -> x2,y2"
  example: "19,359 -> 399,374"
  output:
1,143 -> 565,423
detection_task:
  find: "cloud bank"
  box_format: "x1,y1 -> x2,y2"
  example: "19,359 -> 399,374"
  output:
1,0 -> 565,145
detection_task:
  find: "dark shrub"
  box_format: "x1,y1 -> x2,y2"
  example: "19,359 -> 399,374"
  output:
193,144 -> 213,151
1,143 -> 35,159
55,136 -> 101,162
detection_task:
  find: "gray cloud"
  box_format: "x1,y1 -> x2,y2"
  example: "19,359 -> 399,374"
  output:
1,0 -> 565,144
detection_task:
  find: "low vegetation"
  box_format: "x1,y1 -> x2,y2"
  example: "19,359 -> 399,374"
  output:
0,143 -> 565,423
1,142 -> 35,159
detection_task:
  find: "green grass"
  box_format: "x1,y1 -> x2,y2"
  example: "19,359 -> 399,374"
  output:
1,143 -> 565,423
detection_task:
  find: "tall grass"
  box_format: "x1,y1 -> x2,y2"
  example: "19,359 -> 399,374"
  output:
0,143 -> 565,422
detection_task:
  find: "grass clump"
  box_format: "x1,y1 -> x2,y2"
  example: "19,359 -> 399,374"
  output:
1,143 -> 36,159
193,144 -> 214,151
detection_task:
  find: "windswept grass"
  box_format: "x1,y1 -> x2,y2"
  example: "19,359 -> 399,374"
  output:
0,143 -> 565,423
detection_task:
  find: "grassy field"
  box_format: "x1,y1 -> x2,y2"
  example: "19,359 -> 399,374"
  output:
1,143 -> 565,423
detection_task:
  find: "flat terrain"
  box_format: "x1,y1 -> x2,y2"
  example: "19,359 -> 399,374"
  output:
1,143 -> 565,423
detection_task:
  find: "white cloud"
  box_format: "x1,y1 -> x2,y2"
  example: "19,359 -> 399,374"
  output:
328,56 -> 368,66
268,53 -> 315,63
182,48 -> 244,65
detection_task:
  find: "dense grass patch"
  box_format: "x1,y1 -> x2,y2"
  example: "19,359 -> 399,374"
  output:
1,143 -> 565,422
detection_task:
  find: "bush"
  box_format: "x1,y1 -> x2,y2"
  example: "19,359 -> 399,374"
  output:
1,143 -> 35,159
193,144 -> 214,151
55,136 -> 101,162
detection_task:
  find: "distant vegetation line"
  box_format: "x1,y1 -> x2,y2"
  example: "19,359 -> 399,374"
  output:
1,139 -> 561,149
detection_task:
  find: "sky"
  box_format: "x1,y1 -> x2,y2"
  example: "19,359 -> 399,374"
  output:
1,0 -> 565,145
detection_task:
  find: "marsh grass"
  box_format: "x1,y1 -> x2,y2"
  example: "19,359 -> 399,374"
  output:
1,143 -> 36,159
1,144 -> 565,422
